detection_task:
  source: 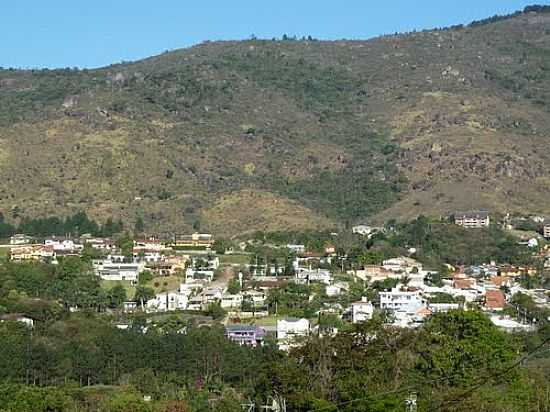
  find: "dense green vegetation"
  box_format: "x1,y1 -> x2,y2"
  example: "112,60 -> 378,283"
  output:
0,212 -> 123,239
0,310 -> 547,411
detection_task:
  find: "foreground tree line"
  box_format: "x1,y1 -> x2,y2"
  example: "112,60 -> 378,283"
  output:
0,310 -> 548,412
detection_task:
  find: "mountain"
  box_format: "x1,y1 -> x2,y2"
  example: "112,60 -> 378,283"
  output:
1,6 -> 550,235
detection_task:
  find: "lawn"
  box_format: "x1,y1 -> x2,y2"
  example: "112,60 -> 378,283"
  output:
149,275 -> 185,294
219,254 -> 250,266
100,280 -> 136,298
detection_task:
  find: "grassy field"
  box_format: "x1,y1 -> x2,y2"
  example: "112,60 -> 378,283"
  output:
149,275 -> 184,293
100,280 -> 136,298
219,254 -> 250,266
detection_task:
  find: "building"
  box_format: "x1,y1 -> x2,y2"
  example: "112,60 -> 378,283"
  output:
286,244 -> 306,254
379,288 -> 425,315
352,224 -> 373,236
544,220 -> 550,239
295,268 -> 332,285
94,260 -> 143,281
9,234 -> 33,245
221,293 -> 243,309
484,289 -> 506,311
382,257 -> 422,274
82,237 -> 116,251
277,318 -> 310,351
225,325 -> 266,347
0,313 -> 34,328
454,211 -> 490,228
10,245 -> 55,262
351,297 -> 374,323
146,292 -> 188,312
172,233 -> 214,249
185,268 -> 214,282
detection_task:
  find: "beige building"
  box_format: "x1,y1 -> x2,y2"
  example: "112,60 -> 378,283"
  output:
454,211 -> 490,228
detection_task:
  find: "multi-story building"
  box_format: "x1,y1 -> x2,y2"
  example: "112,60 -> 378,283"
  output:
93,260 -> 143,281
277,318 -> 310,351
379,288 -> 425,315
544,219 -> 550,239
172,233 -> 214,249
351,297 -> 374,323
454,211 -> 490,228
225,325 -> 266,347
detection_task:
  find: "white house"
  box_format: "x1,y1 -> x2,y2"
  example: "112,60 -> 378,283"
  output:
351,297 -> 374,323
0,314 -> 34,328
326,282 -> 349,297
277,318 -> 310,351
379,288 -> 426,315
94,260 -> 143,281
9,234 -> 33,245
45,238 -> 83,253
295,268 -> 332,285
352,225 -> 372,236
221,293 -> 243,309
147,291 -> 188,312
185,268 -> 214,282
286,244 -> 306,254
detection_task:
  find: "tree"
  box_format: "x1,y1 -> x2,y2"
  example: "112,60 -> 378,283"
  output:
108,284 -> 127,309
138,271 -> 154,285
134,217 -> 145,234
134,286 -> 155,309
205,302 -> 226,320
226,278 -> 241,295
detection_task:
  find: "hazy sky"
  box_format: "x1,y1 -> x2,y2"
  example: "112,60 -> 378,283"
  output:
1,0 -> 546,69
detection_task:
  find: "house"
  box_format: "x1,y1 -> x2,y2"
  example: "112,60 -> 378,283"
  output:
354,265 -> 394,282
243,290 -> 266,306
221,293 -> 243,309
225,324 -> 266,347
454,211 -> 490,228
133,238 -> 171,253
203,287 -> 223,305
277,318 -> 310,351
10,245 -> 55,262
147,255 -> 188,276
453,277 -> 476,290
352,224 -> 373,236
172,233 -> 214,249
379,288 -> 426,316
382,257 -> 422,274
45,238 -> 83,253
0,313 -> 34,328
82,237 -> 116,251
123,301 -> 138,312
427,303 -> 461,313
295,268 -> 332,285
147,291 -> 188,312
93,260 -> 143,281
286,244 -> 306,254
487,276 -> 514,289
351,297 -> 374,323
185,268 -> 214,282
9,234 -> 33,245
187,296 -> 205,311
484,289 -> 506,311
544,220 -> 550,239
326,282 -> 349,297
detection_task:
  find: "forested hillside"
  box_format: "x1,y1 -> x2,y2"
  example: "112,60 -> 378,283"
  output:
1,6 -> 550,234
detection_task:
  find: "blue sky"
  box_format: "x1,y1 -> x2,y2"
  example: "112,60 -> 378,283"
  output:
1,0 -> 546,69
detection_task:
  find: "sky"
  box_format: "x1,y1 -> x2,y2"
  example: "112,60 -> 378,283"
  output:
1,0 -> 547,69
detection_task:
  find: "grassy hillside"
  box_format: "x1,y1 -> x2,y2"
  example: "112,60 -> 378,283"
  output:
1,7 -> 550,234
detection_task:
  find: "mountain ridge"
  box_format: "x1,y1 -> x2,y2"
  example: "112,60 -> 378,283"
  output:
1,7 -> 550,234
